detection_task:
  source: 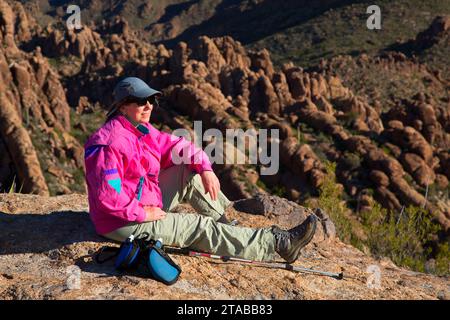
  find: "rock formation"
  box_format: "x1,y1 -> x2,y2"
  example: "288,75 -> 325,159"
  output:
0,1 -> 448,273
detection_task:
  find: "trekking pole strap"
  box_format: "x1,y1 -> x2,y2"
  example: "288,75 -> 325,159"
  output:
95,246 -> 120,264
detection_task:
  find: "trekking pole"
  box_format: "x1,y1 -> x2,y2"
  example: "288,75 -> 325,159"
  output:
165,247 -> 343,280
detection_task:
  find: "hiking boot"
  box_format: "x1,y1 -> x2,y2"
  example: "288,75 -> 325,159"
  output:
272,214 -> 318,264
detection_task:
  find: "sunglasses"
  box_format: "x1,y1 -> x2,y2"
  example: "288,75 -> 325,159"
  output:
125,95 -> 159,107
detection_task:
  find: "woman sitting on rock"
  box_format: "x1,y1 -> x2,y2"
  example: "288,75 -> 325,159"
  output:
84,76 -> 317,263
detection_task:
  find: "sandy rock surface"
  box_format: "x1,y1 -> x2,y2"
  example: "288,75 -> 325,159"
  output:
0,193 -> 448,300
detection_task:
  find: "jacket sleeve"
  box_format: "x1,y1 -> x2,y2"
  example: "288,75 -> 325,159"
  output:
158,131 -> 213,173
85,144 -> 147,223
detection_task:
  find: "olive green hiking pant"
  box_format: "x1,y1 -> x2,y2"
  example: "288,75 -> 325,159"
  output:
103,164 -> 276,261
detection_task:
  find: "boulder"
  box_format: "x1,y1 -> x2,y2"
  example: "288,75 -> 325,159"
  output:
374,186 -> 402,211
400,153 -> 436,187
369,170 -> 390,187
0,94 -> 49,195
249,49 -> 274,79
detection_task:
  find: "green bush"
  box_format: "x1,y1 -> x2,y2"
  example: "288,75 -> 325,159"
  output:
342,152 -> 362,170
256,179 -> 268,191
435,243 -> 450,276
362,202 -> 448,275
307,161 -> 364,250
381,145 -> 393,156
4,175 -> 24,194
271,185 -> 287,198
310,160 -> 449,276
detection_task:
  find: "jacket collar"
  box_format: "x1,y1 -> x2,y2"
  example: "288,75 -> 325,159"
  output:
116,114 -> 150,137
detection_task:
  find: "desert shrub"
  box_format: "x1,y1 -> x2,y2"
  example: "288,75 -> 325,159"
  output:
311,160 -> 449,276
271,185 -> 287,198
435,243 -> 450,276
362,201 -> 448,275
308,161 -> 364,250
341,151 -> 362,171
4,175 -> 24,194
256,179 -> 268,191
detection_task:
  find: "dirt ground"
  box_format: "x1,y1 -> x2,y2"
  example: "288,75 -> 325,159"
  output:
0,193 -> 448,300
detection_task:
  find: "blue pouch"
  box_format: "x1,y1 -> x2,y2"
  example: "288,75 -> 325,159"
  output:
114,235 -> 142,270
95,235 -> 181,285
146,239 -> 181,285
95,234 -> 143,271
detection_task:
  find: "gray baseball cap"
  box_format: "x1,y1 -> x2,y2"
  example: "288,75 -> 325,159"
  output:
107,77 -> 161,117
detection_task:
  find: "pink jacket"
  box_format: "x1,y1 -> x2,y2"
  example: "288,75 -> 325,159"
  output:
84,114 -> 212,235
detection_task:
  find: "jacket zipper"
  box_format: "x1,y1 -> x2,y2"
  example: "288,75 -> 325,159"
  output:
136,176 -> 144,201
136,130 -> 151,201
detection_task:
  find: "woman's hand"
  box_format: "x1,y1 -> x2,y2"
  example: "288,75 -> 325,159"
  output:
200,170 -> 220,201
143,206 -> 166,222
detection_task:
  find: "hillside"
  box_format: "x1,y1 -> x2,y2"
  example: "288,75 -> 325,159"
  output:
20,1 -> 450,69
249,0 -> 450,68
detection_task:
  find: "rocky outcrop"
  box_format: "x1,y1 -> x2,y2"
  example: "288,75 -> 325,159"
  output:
0,0 -> 19,53
384,96 -> 449,148
0,0 -> 448,265
280,137 -> 326,191
234,194 -> 336,240
400,153 -> 436,187
0,93 -> 48,195
1,193 -> 448,300
0,0 -> 83,195
407,15 -> 450,52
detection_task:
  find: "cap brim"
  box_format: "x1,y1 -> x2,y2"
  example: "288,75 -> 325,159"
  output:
132,87 -> 162,99
108,88 -> 162,117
